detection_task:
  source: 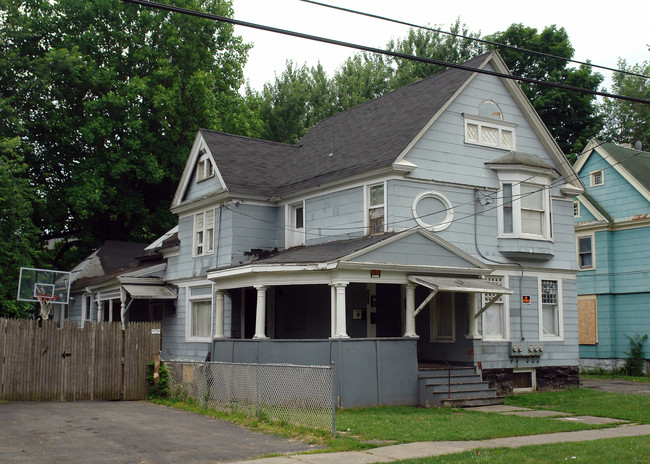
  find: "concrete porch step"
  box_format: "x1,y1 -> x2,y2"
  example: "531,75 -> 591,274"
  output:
418,367 -> 502,408
441,396 -> 506,408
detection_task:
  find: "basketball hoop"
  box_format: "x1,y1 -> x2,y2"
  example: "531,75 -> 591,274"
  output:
37,293 -> 58,319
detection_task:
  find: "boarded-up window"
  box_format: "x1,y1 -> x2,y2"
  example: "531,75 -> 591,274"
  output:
578,297 -> 597,345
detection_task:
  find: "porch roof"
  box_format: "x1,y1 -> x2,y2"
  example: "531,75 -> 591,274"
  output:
122,284 -> 177,300
408,275 -> 513,295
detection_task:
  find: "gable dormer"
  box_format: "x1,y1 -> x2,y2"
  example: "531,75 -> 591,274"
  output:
171,132 -> 227,212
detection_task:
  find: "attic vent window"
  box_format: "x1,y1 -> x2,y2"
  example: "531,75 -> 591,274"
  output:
590,170 -> 604,186
197,150 -> 214,182
464,101 -> 516,150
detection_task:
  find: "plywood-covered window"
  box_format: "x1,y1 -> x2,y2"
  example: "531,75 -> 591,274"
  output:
578,296 -> 597,345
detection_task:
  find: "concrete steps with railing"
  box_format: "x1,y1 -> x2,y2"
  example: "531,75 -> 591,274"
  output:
418,366 -> 503,408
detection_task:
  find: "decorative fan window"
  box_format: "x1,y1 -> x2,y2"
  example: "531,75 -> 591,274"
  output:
464,100 -> 516,150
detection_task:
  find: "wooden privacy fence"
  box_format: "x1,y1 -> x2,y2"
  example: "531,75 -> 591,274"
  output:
0,318 -> 161,401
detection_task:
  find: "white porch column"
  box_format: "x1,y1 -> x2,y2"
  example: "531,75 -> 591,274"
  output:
120,288 -> 127,329
330,285 -> 336,338
333,283 -> 349,339
253,285 -> 268,339
466,293 -> 480,339
404,284 -> 417,338
96,297 -> 102,322
214,290 -> 225,339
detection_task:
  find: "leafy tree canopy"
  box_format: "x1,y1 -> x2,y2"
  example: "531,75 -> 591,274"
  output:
600,57 -> 650,149
487,24 -> 604,161
0,0 -> 255,272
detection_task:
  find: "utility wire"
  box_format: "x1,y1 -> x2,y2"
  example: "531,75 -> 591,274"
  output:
121,0 -> 650,105
301,0 -> 650,81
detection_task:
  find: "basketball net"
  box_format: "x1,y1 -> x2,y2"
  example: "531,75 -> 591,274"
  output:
37,294 -> 57,319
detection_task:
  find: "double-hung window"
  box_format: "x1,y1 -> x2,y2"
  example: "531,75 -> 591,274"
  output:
286,201 -> 305,248
577,235 -> 594,269
368,183 -> 385,235
187,287 -> 212,342
482,275 -> 509,341
194,209 -> 215,256
540,279 -> 563,340
499,180 -> 551,240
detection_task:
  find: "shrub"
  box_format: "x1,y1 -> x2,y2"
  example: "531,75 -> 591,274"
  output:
623,332 -> 648,376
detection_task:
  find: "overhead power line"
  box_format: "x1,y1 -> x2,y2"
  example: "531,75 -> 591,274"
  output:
301,0 -> 650,81
121,0 -> 650,106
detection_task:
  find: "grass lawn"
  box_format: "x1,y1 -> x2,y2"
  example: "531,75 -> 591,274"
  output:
581,373 -> 650,383
389,436 -> 650,464
505,388 -> 650,424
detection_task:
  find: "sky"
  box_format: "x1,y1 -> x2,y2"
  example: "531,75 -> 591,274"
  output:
230,0 -> 649,92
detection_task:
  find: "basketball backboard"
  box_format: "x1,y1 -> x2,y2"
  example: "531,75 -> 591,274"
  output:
17,267 -> 71,305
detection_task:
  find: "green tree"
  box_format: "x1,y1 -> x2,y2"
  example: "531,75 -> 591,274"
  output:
600,58 -> 650,148
0,0 -> 253,268
256,61 -> 337,143
387,19 -> 483,89
0,137 -> 40,318
487,24 -> 604,161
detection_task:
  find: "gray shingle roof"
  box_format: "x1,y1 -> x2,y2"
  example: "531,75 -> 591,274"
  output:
203,53 -> 493,198
597,141 -> 650,192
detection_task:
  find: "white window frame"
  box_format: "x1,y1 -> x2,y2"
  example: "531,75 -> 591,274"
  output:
590,169 -> 604,187
576,233 -> 595,269
573,201 -> 581,218
430,292 -> 455,343
193,209 -> 215,257
186,287 -> 213,342
196,150 -> 214,182
285,201 -> 305,248
464,114 -> 517,150
481,275 -> 510,342
82,294 -> 92,327
497,174 -> 552,240
367,182 -> 386,235
538,278 -> 563,341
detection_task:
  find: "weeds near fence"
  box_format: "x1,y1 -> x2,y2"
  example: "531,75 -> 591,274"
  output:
163,361 -> 335,433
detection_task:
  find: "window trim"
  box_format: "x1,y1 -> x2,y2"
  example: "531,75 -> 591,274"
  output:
590,169 -> 604,187
573,201 -> 581,218
498,178 -> 552,241
193,209 -> 215,257
538,278 -> 564,341
464,113 -> 517,150
186,287 -> 213,342
366,182 -> 386,235
196,151 -> 214,182
481,275 -> 510,342
576,233 -> 595,270
285,201 -> 306,248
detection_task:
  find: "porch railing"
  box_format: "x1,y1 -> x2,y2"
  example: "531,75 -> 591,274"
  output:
165,361 -> 335,433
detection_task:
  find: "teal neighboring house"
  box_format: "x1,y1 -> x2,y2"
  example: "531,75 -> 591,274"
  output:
573,139 -> 650,372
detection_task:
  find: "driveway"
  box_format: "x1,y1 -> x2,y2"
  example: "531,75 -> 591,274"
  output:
580,378 -> 650,395
0,401 -> 318,464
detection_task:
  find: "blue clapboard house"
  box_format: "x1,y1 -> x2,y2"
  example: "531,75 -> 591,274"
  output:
67,51 -> 585,407
573,140 -> 650,372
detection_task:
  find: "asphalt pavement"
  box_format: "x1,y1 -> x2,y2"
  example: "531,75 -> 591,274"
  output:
0,401 -> 317,464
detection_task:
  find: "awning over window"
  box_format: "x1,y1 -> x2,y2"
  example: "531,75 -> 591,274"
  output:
409,275 -> 513,295
408,275 -> 513,318
122,284 -> 177,300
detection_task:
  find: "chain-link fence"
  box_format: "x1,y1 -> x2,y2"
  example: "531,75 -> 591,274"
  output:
165,361 -> 334,432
